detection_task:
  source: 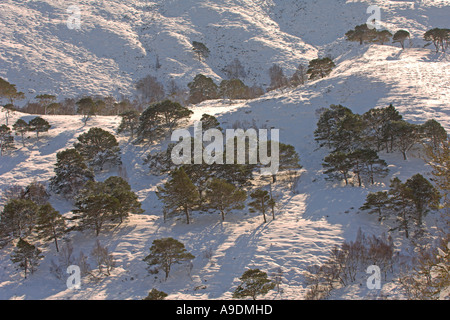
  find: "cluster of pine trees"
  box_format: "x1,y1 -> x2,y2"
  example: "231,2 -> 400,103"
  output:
0,116 -> 51,155
0,181 -> 63,278
141,114 -> 302,224
0,122 -> 145,278
360,174 -> 441,238
346,23 -> 450,53
315,104 -> 447,186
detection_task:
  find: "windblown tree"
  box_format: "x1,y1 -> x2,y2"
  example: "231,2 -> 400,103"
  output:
49,148 -> 95,198
74,127 -> 121,171
143,237 -> 195,280
393,30 -> 410,49
375,30 -> 393,45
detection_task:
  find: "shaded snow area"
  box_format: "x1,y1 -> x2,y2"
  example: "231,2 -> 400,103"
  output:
0,0 -> 449,300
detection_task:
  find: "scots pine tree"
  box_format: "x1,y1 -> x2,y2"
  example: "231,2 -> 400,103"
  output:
390,120 -> 421,160
118,109 -> 140,139
143,237 -> 195,280
393,30 -> 410,49
49,148 -> 95,198
143,289 -> 168,300
0,124 -> 14,155
360,191 -> 390,221
388,177 -> 415,238
10,238 -> 43,278
205,178 -> 247,221
12,119 -> 29,147
404,174 -> 441,227
35,203 -> 66,252
74,127 -> 121,171
421,119 -> 447,150
157,168 -> 200,224
73,181 -> 120,236
0,199 -> 39,241
322,151 -> 354,185
102,176 -> 144,223
306,58 -> 335,80
232,269 -> 275,300
200,114 -> 222,131
249,189 -> 274,223
28,116 -> 51,142
154,100 -> 193,133
218,79 -> 249,101
76,97 -> 102,124
192,41 -> 210,61
345,24 -> 377,45
188,74 -> 218,104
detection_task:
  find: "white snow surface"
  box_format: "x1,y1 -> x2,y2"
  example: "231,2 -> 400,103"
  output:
0,0 -> 449,300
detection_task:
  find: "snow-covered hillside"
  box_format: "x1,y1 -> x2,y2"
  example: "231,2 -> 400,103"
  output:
0,0 -> 449,99
0,0 -> 449,300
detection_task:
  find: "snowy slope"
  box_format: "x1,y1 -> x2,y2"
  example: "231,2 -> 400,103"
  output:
1,0 -> 449,100
0,0 -> 449,300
